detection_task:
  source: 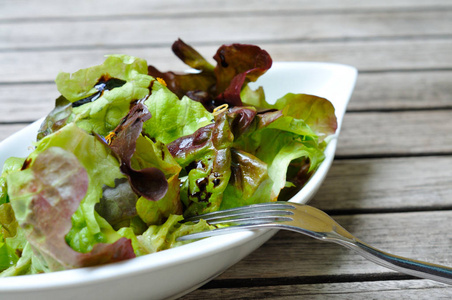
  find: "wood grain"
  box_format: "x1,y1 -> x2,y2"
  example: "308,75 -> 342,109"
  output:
0,83 -> 57,122
350,71 -> 452,111
2,10 -> 452,51
0,124 -> 29,141
181,279 -> 451,299
337,110 -> 452,156
3,0 -> 452,20
311,156 -> 452,211
216,211 -> 452,280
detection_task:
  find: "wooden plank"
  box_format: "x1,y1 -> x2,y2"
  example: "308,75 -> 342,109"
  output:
310,156 -> 452,211
350,71 -> 452,111
3,0 -> 452,20
2,11 -> 452,50
0,83 -> 57,122
0,123 -> 29,142
1,39 -> 452,83
337,110 -> 452,156
215,211 -> 452,280
181,279 -> 452,299
265,39 -> 452,72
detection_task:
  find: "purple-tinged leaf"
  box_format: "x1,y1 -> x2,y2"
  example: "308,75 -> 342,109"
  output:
37,96 -> 73,141
226,106 -> 257,138
104,102 -> 168,201
7,147 -> 135,271
213,44 -> 272,108
148,40 -> 272,111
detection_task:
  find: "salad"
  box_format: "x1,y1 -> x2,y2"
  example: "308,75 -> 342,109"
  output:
0,39 -> 337,276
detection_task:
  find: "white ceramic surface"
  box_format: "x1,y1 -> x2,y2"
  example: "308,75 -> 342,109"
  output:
0,62 -> 357,300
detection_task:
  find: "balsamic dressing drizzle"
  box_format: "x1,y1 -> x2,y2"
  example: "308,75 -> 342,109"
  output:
72,76 -> 126,108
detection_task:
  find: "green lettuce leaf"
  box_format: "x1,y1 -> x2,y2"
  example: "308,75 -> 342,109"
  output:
1,157 -> 27,205
230,109 -> 327,200
137,214 -> 212,253
243,90 -> 337,142
133,135 -> 183,225
54,55 -> 153,137
168,111 -> 233,216
143,87 -> 213,144
220,149 -> 273,210
272,93 -> 337,141
0,203 -> 21,271
0,242 -> 47,277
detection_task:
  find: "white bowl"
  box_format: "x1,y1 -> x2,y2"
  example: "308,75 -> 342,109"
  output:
0,62 -> 357,300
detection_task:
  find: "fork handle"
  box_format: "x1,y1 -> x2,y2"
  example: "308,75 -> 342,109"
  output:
335,238 -> 452,285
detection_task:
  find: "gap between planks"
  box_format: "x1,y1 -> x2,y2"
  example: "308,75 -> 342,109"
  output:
2,1 -> 452,22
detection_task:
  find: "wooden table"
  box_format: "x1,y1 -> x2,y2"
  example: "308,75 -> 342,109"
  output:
1,0 -> 452,298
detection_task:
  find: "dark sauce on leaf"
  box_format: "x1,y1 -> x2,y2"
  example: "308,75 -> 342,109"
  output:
72,75 -> 126,108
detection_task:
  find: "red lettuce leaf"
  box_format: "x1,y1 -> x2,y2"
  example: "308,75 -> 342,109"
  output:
147,39 -> 216,100
213,43 -> 272,107
9,147 -> 135,271
225,106 -> 257,138
102,102 -> 168,201
148,39 -> 272,111
228,149 -> 269,199
171,39 -> 215,72
95,177 -> 139,228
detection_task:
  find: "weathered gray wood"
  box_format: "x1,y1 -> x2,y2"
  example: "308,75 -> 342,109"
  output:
2,10 -> 452,50
2,0 -> 452,20
181,279 -> 452,299
216,211 -> 452,280
266,39 -> 452,72
0,83 -> 57,122
0,124 -> 29,142
1,39 -> 452,84
338,110 -> 452,156
311,156 -> 452,211
350,71 -> 452,111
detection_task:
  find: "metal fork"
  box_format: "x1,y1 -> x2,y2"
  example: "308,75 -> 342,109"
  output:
178,201 -> 452,285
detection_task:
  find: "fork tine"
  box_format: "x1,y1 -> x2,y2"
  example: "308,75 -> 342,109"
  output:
178,202 -> 296,241
202,209 -> 294,224
177,223 -> 277,241
182,201 -> 296,223
207,215 -> 293,226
